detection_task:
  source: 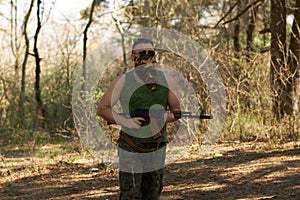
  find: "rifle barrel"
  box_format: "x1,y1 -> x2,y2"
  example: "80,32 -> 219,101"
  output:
180,113 -> 213,119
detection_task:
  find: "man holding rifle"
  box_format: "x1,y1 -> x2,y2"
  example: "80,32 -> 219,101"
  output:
97,38 -> 181,200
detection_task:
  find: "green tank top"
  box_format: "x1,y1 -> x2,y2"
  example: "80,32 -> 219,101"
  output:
119,70 -> 169,143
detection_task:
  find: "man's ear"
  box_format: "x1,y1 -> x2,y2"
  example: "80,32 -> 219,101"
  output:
131,54 -> 135,60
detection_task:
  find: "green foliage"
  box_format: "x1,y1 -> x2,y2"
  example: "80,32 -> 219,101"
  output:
222,110 -> 267,142
35,150 -> 60,158
0,129 -> 51,147
42,69 -> 74,129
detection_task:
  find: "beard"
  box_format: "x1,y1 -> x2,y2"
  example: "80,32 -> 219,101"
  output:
135,64 -> 158,91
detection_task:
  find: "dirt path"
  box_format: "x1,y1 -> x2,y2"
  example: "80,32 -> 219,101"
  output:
0,142 -> 299,200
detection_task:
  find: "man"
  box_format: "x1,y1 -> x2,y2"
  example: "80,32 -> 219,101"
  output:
97,38 -> 180,199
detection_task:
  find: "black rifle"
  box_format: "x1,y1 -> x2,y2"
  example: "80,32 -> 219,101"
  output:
118,109 -> 212,124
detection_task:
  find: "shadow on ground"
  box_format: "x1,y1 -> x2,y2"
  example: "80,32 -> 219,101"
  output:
162,148 -> 300,200
0,147 -> 299,200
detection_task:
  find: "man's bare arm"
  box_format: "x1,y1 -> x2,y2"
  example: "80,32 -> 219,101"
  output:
96,75 -> 145,129
97,75 -> 123,123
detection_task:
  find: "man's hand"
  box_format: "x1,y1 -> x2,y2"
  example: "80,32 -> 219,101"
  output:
119,117 -> 146,129
164,110 -> 179,123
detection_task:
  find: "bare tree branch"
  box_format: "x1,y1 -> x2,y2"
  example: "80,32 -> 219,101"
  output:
112,12 -> 128,72
223,0 -> 265,25
214,1 -> 239,28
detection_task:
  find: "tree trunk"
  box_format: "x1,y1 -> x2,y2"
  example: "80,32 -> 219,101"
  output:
270,0 -> 286,120
19,0 -> 35,125
112,14 -> 128,73
33,0 -> 46,120
246,6 -> 257,62
141,0 -> 151,38
10,0 -> 20,72
234,0 -> 241,57
287,0 -> 300,117
82,0 -> 97,90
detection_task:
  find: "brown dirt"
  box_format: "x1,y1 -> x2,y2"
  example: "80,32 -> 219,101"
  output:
0,142 -> 299,200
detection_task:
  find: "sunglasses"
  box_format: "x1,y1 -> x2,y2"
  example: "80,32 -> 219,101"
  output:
132,50 -> 155,56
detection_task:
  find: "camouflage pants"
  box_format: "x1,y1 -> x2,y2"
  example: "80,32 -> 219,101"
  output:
118,137 -> 166,200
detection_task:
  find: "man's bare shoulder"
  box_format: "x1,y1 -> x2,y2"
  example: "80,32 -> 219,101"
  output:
160,71 -> 177,85
111,74 -> 126,85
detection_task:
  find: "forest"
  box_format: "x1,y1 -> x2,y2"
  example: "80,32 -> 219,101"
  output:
0,0 -> 299,199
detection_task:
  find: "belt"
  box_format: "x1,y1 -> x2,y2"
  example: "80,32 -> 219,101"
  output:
120,132 -> 166,153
